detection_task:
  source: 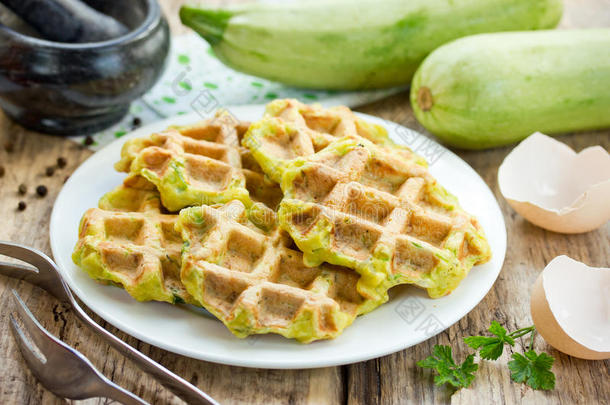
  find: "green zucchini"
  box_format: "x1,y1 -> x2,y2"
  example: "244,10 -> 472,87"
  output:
180,0 -> 562,90
411,29 -> 610,149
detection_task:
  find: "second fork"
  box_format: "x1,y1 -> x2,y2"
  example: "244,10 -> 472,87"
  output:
10,289 -> 148,405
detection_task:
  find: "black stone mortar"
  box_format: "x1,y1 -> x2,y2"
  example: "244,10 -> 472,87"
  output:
0,0 -> 170,135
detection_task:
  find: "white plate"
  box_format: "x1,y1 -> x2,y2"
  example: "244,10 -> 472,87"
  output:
50,105 -> 506,369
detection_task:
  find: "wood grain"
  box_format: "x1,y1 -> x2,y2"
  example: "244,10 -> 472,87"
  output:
0,1 -> 608,404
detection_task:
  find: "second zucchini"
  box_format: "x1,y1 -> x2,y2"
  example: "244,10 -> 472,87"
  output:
411,29 -> 610,149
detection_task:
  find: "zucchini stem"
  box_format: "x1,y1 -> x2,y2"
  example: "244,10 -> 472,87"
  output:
179,6 -> 236,45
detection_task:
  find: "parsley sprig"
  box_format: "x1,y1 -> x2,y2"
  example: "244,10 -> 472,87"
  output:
463,321 -> 534,360
417,345 -> 478,388
508,350 -> 556,390
417,321 -> 555,391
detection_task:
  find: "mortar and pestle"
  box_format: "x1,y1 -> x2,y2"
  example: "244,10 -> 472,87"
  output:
0,0 -> 170,135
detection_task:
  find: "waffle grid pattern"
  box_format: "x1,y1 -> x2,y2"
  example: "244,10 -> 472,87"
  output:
116,111 -> 282,212
178,201 -> 376,342
242,99 -> 425,184
72,181 -> 196,305
240,100 -> 490,300
277,137 -> 491,300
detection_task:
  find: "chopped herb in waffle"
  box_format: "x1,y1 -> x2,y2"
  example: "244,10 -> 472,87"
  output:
177,200 -> 379,343
115,110 -> 282,212
72,177 -> 196,305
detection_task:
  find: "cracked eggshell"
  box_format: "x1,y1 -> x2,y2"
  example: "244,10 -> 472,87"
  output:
531,255 -> 610,360
498,132 -> 610,233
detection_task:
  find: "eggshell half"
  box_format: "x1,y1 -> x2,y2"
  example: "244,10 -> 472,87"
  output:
531,256 -> 610,360
498,132 -> 610,233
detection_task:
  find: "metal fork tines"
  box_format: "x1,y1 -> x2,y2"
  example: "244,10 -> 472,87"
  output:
10,289 -> 148,405
0,241 -> 219,405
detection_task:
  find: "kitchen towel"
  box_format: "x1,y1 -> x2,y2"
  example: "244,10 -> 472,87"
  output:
75,34 -> 403,150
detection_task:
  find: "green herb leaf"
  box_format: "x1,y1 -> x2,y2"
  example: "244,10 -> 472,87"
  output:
179,81 -> 192,91
463,321 -> 515,360
508,350 -> 555,391
417,345 -> 478,389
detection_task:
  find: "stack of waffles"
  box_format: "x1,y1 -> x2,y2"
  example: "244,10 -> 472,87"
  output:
73,100 -> 491,343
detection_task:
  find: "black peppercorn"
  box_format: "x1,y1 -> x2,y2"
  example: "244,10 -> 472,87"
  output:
18,184 -> 27,195
17,201 -> 26,211
45,166 -> 55,176
84,136 -> 94,146
57,157 -> 67,168
36,185 -> 48,197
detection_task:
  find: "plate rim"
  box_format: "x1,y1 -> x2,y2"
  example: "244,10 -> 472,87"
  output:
50,105 -> 507,369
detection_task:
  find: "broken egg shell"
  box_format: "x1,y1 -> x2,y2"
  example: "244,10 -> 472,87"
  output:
498,132 -> 610,234
531,255 -> 610,360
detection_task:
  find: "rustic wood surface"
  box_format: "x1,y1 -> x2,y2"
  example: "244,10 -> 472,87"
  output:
0,1 -> 608,404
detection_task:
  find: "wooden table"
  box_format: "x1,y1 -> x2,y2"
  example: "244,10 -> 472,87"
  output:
1,1 -> 608,404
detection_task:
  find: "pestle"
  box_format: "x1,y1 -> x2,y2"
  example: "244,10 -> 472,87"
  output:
0,0 -> 128,43
0,3 -> 42,38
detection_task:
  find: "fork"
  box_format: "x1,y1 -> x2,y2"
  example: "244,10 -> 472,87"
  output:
0,241 -> 219,405
10,289 -> 148,404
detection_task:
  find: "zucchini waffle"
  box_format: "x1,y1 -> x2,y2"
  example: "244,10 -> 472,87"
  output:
72,176 -> 196,305
178,200 -> 377,342
243,99 -> 426,183
115,110 -> 282,212
243,102 -> 491,303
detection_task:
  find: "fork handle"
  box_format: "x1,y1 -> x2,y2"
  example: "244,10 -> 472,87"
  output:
70,302 -> 219,405
102,380 -> 149,405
